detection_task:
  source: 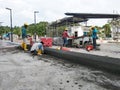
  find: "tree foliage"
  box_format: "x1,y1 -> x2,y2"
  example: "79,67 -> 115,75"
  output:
27,22 -> 48,36
13,26 -> 21,36
0,26 -> 10,35
102,24 -> 111,37
0,21 -> 48,37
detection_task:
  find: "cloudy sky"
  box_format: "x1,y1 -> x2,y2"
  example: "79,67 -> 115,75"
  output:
0,0 -> 120,26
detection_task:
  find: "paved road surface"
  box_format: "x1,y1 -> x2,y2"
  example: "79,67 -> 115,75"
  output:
0,48 -> 120,90
51,43 -> 120,59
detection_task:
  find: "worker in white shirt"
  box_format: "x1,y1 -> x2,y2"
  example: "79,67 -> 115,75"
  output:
30,41 -> 44,55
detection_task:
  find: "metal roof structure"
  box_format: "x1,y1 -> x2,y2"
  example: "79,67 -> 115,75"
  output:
65,13 -> 120,19
50,17 -> 88,27
50,13 -> 120,27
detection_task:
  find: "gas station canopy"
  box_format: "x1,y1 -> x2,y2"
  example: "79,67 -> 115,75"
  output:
50,17 -> 88,27
50,13 -> 120,27
65,13 -> 120,19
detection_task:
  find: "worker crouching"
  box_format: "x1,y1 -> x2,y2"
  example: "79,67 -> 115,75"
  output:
30,41 -> 44,55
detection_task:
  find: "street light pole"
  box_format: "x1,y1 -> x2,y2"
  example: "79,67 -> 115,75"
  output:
34,11 -> 39,42
6,8 -> 13,42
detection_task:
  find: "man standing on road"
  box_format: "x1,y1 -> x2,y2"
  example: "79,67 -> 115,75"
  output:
21,23 -> 28,51
91,26 -> 98,50
62,28 -> 69,47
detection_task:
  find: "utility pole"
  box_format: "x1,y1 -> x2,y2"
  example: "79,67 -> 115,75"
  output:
6,7 -> 13,42
34,11 -> 39,42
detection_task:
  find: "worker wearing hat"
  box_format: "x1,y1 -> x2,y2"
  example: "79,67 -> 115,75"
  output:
62,28 -> 69,47
21,23 -> 29,51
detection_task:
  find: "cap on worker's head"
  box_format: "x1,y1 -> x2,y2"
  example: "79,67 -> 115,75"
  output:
90,26 -> 95,30
64,27 -> 68,30
24,23 -> 28,26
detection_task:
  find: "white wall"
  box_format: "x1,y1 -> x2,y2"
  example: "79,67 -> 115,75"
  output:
111,25 -> 120,39
69,26 -> 83,37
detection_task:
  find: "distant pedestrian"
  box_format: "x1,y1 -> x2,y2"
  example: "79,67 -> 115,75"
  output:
0,35 -> 2,40
62,28 -> 69,47
91,26 -> 98,50
21,23 -> 28,51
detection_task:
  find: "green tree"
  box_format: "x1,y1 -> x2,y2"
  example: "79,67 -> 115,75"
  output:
28,22 -> 48,36
0,26 -> 10,35
0,21 -> 48,37
102,24 -> 111,37
13,26 -> 21,36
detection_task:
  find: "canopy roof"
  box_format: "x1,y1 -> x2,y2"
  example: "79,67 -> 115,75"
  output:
50,17 -> 88,27
50,13 -> 120,27
65,13 -> 120,19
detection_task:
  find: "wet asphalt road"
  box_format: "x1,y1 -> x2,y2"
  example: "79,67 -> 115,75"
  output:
0,48 -> 120,90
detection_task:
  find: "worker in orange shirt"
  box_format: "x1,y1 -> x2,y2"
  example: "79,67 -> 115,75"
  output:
62,28 -> 69,47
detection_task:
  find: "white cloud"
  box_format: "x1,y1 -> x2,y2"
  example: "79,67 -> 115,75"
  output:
0,0 -> 120,26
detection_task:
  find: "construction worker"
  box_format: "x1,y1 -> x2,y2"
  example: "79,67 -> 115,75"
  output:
30,41 -> 44,55
21,23 -> 28,51
91,26 -> 98,50
62,28 -> 69,47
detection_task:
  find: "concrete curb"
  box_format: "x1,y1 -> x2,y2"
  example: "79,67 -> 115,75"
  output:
0,40 -> 21,50
44,47 -> 120,74
0,46 -> 18,50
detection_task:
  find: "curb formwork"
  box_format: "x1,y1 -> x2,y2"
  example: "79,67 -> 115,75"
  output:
44,47 -> 120,74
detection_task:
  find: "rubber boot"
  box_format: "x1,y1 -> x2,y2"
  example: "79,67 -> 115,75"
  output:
37,50 -> 42,55
21,42 -> 24,49
23,43 -> 28,51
